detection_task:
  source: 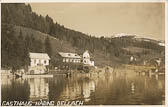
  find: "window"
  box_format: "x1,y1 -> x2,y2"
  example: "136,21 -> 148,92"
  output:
34,59 -> 36,64
63,58 -> 66,62
39,60 -> 41,64
44,60 -> 47,64
66,58 -> 69,62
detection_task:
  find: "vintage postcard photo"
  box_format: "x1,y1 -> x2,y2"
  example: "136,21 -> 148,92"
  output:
1,0 -> 166,106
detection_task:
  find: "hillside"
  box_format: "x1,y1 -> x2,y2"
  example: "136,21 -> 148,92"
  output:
14,25 -> 164,67
1,3 -> 165,70
14,25 -> 77,53
13,25 -> 121,67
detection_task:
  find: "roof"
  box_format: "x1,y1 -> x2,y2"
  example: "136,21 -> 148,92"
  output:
83,50 -> 90,58
29,52 -> 50,60
58,52 -> 81,59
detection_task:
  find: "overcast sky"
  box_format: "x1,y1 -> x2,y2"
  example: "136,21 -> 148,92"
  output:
30,3 -> 165,40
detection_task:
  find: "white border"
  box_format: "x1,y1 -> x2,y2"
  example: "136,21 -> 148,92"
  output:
1,0 -> 166,3
0,3 -> 1,107
165,0 -> 167,106
0,0 -> 167,107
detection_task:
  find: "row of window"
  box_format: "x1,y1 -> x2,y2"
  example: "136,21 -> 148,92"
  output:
63,58 -> 81,63
33,59 -> 47,64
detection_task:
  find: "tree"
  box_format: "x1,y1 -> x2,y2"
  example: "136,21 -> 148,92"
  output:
45,36 -> 52,57
27,4 -> 32,12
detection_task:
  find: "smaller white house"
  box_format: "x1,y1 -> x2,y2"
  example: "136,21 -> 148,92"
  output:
29,52 -> 50,67
83,50 -> 94,66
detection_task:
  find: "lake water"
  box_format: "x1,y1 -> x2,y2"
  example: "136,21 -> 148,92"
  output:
1,69 -> 165,105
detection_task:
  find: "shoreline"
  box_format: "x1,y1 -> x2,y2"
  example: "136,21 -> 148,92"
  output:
1,64 -> 165,77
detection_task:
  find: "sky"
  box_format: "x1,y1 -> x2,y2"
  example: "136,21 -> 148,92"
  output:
30,3 -> 165,40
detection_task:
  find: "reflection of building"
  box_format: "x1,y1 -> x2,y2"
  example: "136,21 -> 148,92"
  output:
28,78 -> 49,101
59,78 -> 95,102
82,80 -> 95,102
83,50 -> 94,66
61,82 -> 82,100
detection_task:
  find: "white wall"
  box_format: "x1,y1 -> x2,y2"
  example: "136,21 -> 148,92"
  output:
90,61 -> 95,66
82,51 -> 95,66
63,58 -> 81,63
30,59 -> 49,67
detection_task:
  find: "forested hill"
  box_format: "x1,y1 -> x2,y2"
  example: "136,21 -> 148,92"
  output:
2,3 -> 101,53
1,3 -> 165,70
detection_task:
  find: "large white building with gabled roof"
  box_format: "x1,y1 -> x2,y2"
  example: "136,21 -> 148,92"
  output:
58,52 -> 81,63
58,50 -> 94,67
29,52 -> 50,67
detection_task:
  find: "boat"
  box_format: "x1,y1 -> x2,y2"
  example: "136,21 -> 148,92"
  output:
15,69 -> 25,78
15,72 -> 53,78
22,74 -> 53,78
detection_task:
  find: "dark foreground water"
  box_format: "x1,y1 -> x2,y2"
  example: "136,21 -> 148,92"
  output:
1,69 -> 165,105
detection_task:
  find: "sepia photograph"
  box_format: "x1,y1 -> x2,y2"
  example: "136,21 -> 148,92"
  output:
1,0 -> 166,106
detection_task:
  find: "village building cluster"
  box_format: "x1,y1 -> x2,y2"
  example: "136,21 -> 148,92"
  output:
28,50 -> 95,74
28,50 -> 163,75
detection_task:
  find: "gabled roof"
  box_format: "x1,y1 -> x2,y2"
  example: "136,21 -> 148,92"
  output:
29,52 -> 50,60
58,52 -> 81,59
83,50 -> 90,58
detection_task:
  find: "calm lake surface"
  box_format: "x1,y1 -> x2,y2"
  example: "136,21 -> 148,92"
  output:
1,69 -> 165,105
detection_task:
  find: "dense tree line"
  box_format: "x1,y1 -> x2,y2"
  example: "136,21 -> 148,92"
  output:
1,24 -> 52,70
1,3 -> 112,54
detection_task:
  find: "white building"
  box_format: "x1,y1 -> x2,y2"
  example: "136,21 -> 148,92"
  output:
58,52 -> 81,63
29,52 -> 50,67
83,50 -> 94,66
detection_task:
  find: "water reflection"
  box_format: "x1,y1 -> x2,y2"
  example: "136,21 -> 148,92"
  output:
28,78 -> 49,101
1,76 -> 30,101
58,75 -> 96,102
1,69 -> 165,105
